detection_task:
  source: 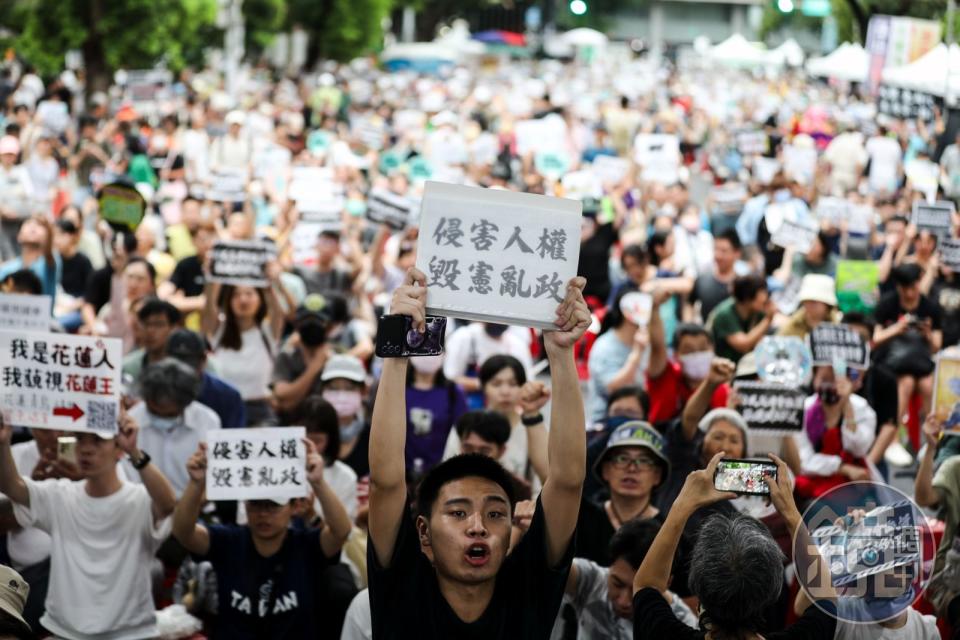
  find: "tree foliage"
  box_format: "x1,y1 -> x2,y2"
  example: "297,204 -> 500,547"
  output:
287,0 -> 393,62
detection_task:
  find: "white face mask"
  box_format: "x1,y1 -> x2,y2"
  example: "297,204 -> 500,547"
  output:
410,354 -> 444,376
679,350 -> 714,380
322,389 -> 363,419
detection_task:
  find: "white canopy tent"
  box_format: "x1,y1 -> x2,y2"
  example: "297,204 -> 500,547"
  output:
768,39 -> 805,67
559,28 -> 609,48
805,42 -> 869,83
881,43 -> 960,97
707,34 -> 770,68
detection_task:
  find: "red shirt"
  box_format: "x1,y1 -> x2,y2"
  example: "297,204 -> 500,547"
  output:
646,360 -> 729,425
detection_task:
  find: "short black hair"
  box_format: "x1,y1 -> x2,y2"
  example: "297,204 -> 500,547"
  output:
887,215 -> 910,227
646,229 -> 671,267
672,322 -> 712,350
137,297 -> 181,325
56,218 -> 79,234
415,453 -> 516,519
609,518 -> 662,569
455,410 -> 511,446
841,311 -> 875,333
299,396 -> 341,466
2,269 -> 42,295
606,385 -> 650,418
319,229 -> 340,241
892,263 -> 923,287
124,256 -> 156,282
715,228 -> 742,252
620,243 -> 649,270
479,355 -> 526,388
732,274 -> 767,303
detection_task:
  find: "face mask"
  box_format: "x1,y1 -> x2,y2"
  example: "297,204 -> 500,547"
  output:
680,214 -> 700,234
299,320 -> 327,347
816,383 -> 840,405
147,410 -> 181,431
323,389 -> 363,419
484,323 -> 508,338
410,354 -> 444,375
346,199 -> 367,217
679,351 -> 713,380
774,189 -> 791,203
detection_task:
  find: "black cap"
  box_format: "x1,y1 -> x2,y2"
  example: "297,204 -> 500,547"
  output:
166,329 -> 207,366
295,293 -> 330,325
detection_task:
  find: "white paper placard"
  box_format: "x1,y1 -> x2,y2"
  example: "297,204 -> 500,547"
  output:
591,155 -> 630,184
0,331 -> 122,434
415,182 -> 582,329
633,133 -> 680,185
753,157 -> 781,184
848,204 -> 875,234
912,200 -> 955,236
514,114 -> 568,156
288,167 -> 338,203
206,427 -> 308,501
783,145 -> 817,185
736,130 -> 768,155
291,223 -> 324,268
209,240 -> 278,287
771,218 -> 818,253
561,170 -> 602,200
206,168 -> 248,202
0,294 -> 51,332
941,238 -> 960,270
815,197 -> 850,225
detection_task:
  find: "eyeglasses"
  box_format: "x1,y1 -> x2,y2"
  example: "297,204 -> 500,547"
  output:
609,454 -> 658,471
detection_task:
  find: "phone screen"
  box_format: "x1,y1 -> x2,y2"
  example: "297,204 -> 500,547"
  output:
713,460 -> 777,495
57,436 -> 77,465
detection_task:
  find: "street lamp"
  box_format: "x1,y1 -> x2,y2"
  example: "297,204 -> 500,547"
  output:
570,0 -> 587,16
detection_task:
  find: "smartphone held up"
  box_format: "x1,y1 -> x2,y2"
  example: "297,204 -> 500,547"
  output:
714,459 -> 778,496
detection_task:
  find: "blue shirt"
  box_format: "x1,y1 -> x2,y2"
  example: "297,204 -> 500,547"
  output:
587,330 -> 641,421
199,372 -> 246,429
0,253 -> 62,305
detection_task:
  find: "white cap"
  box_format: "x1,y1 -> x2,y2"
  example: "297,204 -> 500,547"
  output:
321,354 -> 366,383
797,274 -> 837,307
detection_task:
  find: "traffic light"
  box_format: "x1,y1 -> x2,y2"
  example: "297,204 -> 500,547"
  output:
777,0 -> 794,12
569,0 -> 587,15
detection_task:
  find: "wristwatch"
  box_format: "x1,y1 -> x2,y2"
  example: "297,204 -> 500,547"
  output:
521,413 -> 544,427
130,449 -> 151,471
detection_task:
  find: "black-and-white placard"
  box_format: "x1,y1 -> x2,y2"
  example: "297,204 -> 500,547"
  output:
209,240 -> 277,287
912,201 -> 954,236
942,238 -> 960,270
367,188 -> 415,230
736,130 -> 768,155
771,218 -> 818,253
808,324 -> 869,369
733,381 -> 806,435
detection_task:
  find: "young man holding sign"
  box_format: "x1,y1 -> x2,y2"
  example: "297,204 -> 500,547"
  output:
0,412 -> 176,640
367,268 -> 590,639
172,436 -> 352,639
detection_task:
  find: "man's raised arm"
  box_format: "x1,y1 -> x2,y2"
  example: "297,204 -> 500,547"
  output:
368,268 -> 426,568
540,277 -> 591,567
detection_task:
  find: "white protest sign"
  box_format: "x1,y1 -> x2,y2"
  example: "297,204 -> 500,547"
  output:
393,109 -> 427,135
711,183 -> 748,213
783,145 -> 817,185
206,427 -> 308,501
753,157 -> 781,184
0,332 -> 122,434
912,201 -> 955,237
416,182 -> 582,329
591,155 -> 630,184
288,167 -> 338,201
514,114 -> 568,156
619,292 -> 653,326
941,238 -> 960,270
633,134 -> 680,185
736,130 -> 768,155
0,294 -> 51,332
848,204 -> 874,234
208,240 -> 278,287
292,223 -> 324,268
37,101 -> 69,135
771,218 -> 818,253
815,197 -> 850,226
561,170 -> 602,200
207,168 -> 248,202
367,188 -> 415,230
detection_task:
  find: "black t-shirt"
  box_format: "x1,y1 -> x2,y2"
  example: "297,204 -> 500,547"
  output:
632,587 -> 836,640
579,223 -> 618,301
60,252 -> 93,298
341,423 -> 371,479
203,525 -> 336,640
873,291 -> 943,361
368,498 -> 572,640
170,255 -> 205,297
690,273 -> 732,321
574,498 -> 616,566
83,264 -> 113,312
932,276 -> 960,349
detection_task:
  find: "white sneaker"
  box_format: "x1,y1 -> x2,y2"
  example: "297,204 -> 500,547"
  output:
884,440 -> 914,467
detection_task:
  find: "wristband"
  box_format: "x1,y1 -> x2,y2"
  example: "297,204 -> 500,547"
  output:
130,450 -> 151,471
521,413 -> 544,427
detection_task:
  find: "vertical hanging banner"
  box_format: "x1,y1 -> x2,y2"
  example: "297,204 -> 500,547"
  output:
0,332 -> 122,434
416,182 -> 582,329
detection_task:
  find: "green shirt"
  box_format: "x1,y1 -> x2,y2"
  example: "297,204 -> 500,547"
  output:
710,298 -> 765,364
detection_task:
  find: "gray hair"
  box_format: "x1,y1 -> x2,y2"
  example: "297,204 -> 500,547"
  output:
688,514 -> 785,637
138,358 -> 201,411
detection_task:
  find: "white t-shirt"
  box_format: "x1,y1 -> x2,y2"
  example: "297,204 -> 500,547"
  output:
318,460 -> 358,522
340,589 -> 372,640
211,324 -> 277,400
442,323 -> 533,382
865,135 -> 902,193
834,605 -> 938,639
13,477 -> 171,640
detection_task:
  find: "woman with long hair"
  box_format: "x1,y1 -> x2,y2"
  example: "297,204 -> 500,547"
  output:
202,260 -> 290,426
0,214 -> 60,302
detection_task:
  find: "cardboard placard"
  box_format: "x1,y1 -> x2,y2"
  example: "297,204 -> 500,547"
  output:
415,181 -> 582,329
633,133 -> 681,185
98,183 -> 146,232
0,294 -> 51,332
808,324 -> 870,369
206,427 -> 309,501
912,201 -> 954,237
737,130 -> 768,155
771,218 -> 818,253
836,260 -> 879,315
208,240 -> 277,287
207,169 -> 248,203
941,238 -> 960,271
733,381 -> 806,435
367,188 -> 415,230
0,332 -> 122,434
934,353 -> 960,431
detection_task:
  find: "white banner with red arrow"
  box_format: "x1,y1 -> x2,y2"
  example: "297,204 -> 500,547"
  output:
0,331 -> 122,434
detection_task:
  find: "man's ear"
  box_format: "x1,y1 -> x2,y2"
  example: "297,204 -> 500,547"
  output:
416,515 -> 431,548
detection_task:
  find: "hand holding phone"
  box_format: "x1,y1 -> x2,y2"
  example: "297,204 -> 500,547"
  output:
375,314 -> 446,358
713,459 -> 778,496
57,436 -> 77,465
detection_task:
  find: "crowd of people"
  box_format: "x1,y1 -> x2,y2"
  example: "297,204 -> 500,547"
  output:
0,48 -> 957,639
